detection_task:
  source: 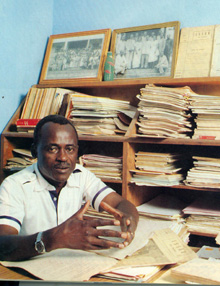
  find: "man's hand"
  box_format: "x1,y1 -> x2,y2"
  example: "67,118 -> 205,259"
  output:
100,201 -> 137,246
50,201 -> 129,251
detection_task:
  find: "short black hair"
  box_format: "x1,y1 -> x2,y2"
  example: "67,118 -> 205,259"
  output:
33,114 -> 78,147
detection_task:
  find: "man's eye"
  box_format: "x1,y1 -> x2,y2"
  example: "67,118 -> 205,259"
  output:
48,146 -> 58,153
66,147 -> 75,153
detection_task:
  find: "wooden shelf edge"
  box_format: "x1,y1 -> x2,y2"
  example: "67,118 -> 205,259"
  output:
127,136 -> 220,146
4,131 -> 220,147
129,182 -> 220,193
36,76 -> 220,89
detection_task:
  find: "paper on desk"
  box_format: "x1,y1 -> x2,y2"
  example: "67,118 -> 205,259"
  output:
99,265 -> 162,282
92,217 -> 175,259
171,258 -> 220,284
0,249 -> 117,281
0,219 -> 180,281
106,228 -> 196,270
151,228 -> 197,264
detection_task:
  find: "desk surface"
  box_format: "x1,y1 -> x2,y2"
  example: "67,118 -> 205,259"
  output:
0,264 -> 185,284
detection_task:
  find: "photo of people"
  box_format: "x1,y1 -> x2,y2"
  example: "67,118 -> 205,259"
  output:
45,35 -> 105,80
113,26 -> 176,79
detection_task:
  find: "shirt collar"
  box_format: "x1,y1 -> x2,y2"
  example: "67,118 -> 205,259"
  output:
33,163 -> 82,191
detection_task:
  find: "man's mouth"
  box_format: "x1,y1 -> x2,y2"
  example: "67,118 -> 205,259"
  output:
54,165 -> 70,172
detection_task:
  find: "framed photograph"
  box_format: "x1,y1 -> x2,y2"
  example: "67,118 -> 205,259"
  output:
39,29 -> 111,85
111,21 -> 180,80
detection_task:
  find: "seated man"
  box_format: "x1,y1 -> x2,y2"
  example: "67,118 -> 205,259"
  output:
0,115 -> 139,261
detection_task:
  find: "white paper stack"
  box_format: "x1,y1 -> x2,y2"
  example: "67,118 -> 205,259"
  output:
130,151 -> 184,186
4,148 -> 37,171
136,193 -> 187,220
189,93 -> 220,140
184,156 -> 220,189
136,84 -> 193,138
79,154 -> 122,180
183,196 -> 220,236
68,93 -> 136,135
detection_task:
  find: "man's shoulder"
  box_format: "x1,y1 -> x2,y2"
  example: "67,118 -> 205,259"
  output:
71,163 -> 90,176
3,164 -> 37,185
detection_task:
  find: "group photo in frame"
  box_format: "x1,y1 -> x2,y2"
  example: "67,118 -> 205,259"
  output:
39,29 -> 111,85
111,21 -> 180,80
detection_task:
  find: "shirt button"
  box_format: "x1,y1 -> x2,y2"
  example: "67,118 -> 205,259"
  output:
54,197 -> 57,201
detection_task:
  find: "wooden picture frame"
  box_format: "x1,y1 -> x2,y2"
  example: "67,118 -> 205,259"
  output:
111,21 -> 180,80
39,29 -> 111,85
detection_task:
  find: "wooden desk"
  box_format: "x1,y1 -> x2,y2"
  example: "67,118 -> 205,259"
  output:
0,264 -> 35,281
0,264 -> 186,284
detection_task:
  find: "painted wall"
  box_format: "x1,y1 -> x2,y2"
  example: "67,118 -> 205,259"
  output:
52,0 -> 220,34
0,0 -> 53,135
1,0 -> 220,135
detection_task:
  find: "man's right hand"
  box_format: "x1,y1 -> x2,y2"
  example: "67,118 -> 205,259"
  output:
47,201 -> 129,251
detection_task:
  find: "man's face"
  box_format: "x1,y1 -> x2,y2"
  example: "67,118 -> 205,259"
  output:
36,122 -> 78,188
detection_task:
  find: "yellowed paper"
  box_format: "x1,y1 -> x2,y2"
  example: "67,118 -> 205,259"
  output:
1,249 -> 117,281
175,25 -> 215,78
210,25 -> 220,76
171,258 -> 220,284
109,228 -> 196,270
215,232 -> 220,245
93,217 -> 174,259
151,228 -> 197,264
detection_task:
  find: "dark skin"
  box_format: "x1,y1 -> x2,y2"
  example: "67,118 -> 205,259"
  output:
0,122 -> 139,261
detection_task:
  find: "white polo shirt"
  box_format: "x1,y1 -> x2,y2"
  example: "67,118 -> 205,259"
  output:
0,163 -> 115,235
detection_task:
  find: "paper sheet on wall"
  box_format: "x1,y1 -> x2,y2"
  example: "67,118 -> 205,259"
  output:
210,25 -> 220,76
174,25 -> 215,78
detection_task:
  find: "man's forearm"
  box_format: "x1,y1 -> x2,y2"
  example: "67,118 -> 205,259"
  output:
116,199 -> 139,230
0,234 -> 38,261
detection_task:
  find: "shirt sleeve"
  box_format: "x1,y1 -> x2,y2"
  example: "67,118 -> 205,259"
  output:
81,167 -> 115,211
0,177 -> 25,232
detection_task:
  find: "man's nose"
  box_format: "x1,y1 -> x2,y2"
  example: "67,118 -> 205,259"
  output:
56,148 -> 67,161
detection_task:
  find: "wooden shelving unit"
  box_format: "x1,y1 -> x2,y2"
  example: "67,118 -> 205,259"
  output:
2,77 -> 220,208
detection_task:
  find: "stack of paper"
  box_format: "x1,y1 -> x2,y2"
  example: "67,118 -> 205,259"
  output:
98,228 -> 195,283
4,148 -> 37,172
184,156 -> 220,189
130,151 -> 185,186
79,154 -> 122,180
97,265 -> 162,282
67,92 -> 136,135
183,196 -> 220,236
189,93 -> 220,140
136,84 -> 193,138
136,193 -> 188,220
171,258 -> 220,284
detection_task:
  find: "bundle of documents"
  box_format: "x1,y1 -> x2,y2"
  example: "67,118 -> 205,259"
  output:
171,258 -> 220,284
79,154 -> 122,180
188,93 -> 220,140
136,193 -> 188,220
97,265 -> 162,282
130,151 -> 185,186
0,207 -> 191,282
136,84 -> 193,138
184,156 -> 220,189
67,92 -> 136,135
183,196 -> 220,236
4,148 -> 37,172
97,228 -> 196,283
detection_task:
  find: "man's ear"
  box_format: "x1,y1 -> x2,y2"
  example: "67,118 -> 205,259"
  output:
31,143 -> 37,158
